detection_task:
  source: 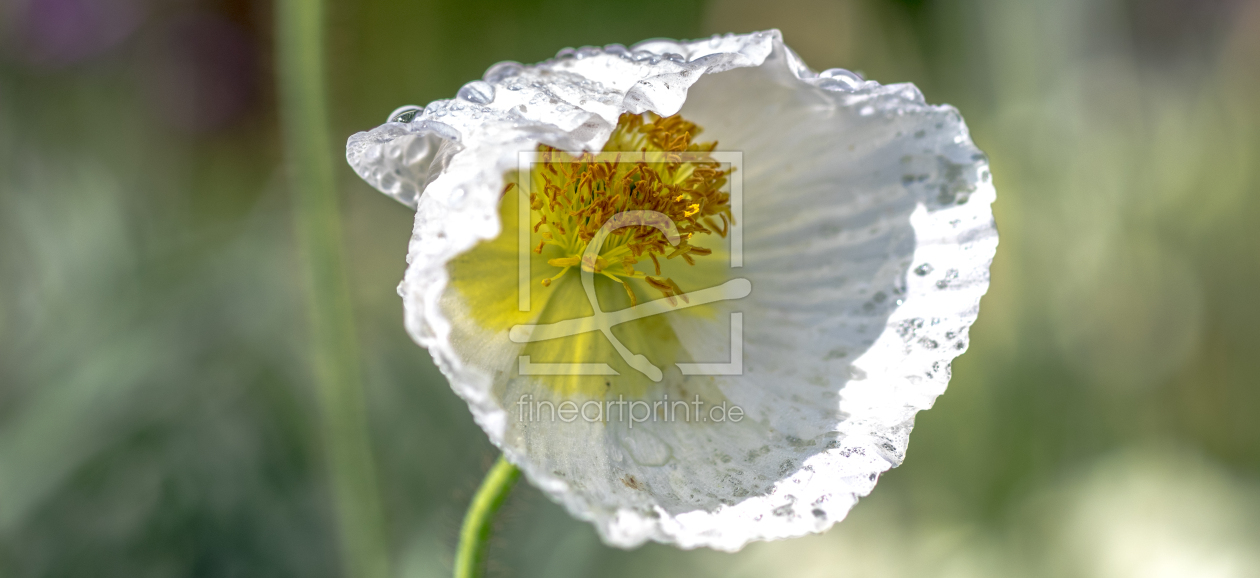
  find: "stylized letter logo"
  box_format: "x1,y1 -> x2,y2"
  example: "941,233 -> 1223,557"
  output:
513,152 -> 748,382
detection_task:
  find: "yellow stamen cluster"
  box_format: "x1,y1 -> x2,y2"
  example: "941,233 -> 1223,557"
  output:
513,112 -> 733,307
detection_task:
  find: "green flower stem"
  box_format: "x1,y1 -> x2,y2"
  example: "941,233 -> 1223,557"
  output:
275,1 -> 390,578
455,456 -> 521,578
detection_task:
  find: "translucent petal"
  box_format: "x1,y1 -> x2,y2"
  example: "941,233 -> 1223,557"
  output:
347,30 -> 997,551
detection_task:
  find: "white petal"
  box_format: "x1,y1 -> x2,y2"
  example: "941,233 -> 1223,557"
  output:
347,30 -> 997,551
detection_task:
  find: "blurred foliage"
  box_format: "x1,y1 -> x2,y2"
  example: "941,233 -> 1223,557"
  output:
1,0 -> 1258,577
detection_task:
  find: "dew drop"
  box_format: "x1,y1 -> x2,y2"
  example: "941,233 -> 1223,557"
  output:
817,68 -> 863,91
914,263 -> 934,276
619,429 -> 673,467
630,49 -> 659,64
818,78 -> 857,92
483,61 -> 524,83
387,105 -> 421,123
457,80 -> 495,105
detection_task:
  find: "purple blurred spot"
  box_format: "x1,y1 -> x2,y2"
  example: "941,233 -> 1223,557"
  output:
142,12 -> 258,133
1127,0 -> 1247,61
5,0 -> 144,66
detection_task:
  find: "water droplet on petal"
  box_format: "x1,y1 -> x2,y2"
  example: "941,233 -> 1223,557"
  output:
387,105 -> 421,123
619,428 -> 672,466
449,187 -> 467,206
457,80 -> 495,104
820,68 -> 863,81
817,69 -> 863,92
483,60 -> 523,83
914,263 -> 934,276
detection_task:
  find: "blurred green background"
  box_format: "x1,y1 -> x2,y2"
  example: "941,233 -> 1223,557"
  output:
2,0 -> 1259,576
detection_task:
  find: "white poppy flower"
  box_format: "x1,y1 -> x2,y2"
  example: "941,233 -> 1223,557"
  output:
347,30 -> 996,551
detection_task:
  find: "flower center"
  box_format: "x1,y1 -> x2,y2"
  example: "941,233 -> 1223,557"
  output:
515,112 -> 733,307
